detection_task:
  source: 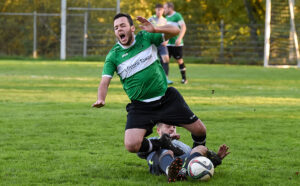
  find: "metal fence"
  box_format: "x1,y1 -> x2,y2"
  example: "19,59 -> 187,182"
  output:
0,12 -> 266,64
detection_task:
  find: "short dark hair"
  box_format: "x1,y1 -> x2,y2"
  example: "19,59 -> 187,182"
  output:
166,2 -> 174,9
113,13 -> 133,26
155,3 -> 163,8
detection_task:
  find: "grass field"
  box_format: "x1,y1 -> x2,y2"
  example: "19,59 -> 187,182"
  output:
0,60 -> 299,185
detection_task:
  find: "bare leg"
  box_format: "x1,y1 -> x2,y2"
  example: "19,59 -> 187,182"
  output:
180,119 -> 207,147
190,145 -> 208,156
124,128 -> 147,153
180,119 -> 206,136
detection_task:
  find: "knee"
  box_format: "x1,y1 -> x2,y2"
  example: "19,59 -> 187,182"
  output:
191,145 -> 208,156
163,150 -> 174,157
124,140 -> 141,153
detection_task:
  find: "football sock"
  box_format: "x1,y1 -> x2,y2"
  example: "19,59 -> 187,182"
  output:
159,154 -> 174,174
179,63 -> 186,80
162,63 -> 169,76
138,138 -> 151,153
192,134 -> 206,148
138,138 -> 160,153
183,152 -> 202,170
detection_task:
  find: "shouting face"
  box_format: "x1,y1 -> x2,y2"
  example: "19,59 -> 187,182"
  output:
114,16 -> 135,46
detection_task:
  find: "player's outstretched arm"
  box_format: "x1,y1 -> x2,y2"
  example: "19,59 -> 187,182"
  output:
92,76 -> 111,108
136,16 -> 180,40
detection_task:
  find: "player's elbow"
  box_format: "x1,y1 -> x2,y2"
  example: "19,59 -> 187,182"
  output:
165,27 -> 180,40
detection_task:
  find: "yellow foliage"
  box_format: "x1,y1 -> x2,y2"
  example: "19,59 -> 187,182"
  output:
97,18 -> 105,23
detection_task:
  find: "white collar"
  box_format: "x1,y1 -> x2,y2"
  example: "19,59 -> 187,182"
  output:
167,11 -> 176,17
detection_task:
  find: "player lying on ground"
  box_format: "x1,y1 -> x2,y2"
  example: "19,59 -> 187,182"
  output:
138,123 -> 230,182
92,13 -> 207,158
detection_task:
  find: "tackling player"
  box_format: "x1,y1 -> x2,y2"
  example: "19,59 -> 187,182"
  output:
138,123 -> 230,182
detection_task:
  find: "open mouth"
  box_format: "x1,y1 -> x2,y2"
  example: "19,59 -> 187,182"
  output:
119,34 -> 126,42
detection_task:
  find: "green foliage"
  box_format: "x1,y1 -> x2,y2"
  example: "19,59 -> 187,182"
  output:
0,60 -> 300,185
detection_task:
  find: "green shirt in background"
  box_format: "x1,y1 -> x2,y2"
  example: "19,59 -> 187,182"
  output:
166,11 -> 185,46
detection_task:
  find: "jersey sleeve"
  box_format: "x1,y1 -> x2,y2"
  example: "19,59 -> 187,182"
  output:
177,13 -> 185,27
177,13 -> 184,21
102,51 -> 116,77
143,31 -> 164,47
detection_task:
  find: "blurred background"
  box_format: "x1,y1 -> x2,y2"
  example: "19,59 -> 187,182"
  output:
1,0 -> 300,65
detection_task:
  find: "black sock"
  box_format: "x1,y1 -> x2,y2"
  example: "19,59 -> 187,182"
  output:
183,152 -> 202,170
138,138 -> 151,153
138,138 -> 161,153
179,63 -> 186,80
192,134 -> 206,148
162,63 -> 169,76
159,154 -> 174,174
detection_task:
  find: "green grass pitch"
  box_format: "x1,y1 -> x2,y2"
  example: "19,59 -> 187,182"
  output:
0,60 -> 299,185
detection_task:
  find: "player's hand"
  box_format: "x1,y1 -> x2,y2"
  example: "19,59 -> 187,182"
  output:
170,133 -> 180,140
137,16 -> 155,33
92,100 -> 105,108
175,38 -> 181,46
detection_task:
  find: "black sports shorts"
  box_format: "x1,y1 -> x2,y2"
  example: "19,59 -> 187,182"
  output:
125,87 -> 198,137
167,46 -> 183,60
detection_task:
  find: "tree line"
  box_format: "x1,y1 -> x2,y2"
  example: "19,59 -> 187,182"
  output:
0,0 -> 268,62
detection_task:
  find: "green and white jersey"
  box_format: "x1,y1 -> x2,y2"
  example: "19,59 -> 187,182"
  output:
166,11 -> 185,46
102,31 -> 167,101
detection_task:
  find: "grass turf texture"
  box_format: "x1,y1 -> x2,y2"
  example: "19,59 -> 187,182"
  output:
0,60 -> 299,185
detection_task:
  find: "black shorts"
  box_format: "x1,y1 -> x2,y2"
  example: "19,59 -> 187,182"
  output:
125,87 -> 198,136
167,46 -> 183,60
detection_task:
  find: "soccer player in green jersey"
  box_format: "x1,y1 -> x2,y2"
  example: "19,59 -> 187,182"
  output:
164,2 -> 188,84
92,13 -> 207,161
148,3 -> 173,84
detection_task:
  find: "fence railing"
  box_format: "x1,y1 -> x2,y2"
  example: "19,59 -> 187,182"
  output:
0,12 -> 266,64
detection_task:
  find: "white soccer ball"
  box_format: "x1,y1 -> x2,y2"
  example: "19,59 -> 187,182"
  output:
187,156 -> 214,181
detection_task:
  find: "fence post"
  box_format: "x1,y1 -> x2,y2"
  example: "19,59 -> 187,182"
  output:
33,11 -> 37,59
288,0 -> 300,67
83,11 -> 88,58
264,0 -> 271,67
116,0 -> 120,13
220,19 -> 224,60
60,0 -> 67,60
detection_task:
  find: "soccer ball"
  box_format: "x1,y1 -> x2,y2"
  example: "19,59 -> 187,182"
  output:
187,156 -> 214,181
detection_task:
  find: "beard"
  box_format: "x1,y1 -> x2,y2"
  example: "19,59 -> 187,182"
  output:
124,33 -> 133,46
118,30 -> 133,46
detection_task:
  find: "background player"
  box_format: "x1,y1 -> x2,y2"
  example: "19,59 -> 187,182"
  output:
148,3 -> 173,84
164,2 -> 188,84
